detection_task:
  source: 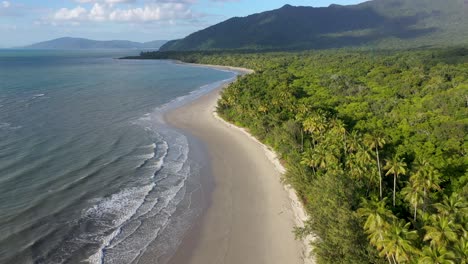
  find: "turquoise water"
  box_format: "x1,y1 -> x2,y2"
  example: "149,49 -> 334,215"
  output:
0,50 -> 235,263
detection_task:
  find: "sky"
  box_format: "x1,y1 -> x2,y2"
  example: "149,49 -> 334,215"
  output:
0,0 -> 368,47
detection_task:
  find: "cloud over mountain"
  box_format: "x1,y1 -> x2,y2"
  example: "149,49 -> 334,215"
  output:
53,1 -> 194,23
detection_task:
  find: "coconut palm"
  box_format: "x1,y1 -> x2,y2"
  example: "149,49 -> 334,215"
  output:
355,148 -> 373,181
384,156 -> 407,206
329,118 -> 347,154
401,185 -> 423,221
413,159 -> 441,210
309,146 -> 327,169
346,153 -> 362,180
423,215 -> 460,248
452,235 -> 468,264
300,145 -> 331,175
364,133 -> 386,200
379,220 -> 418,263
401,173 -> 424,221
346,131 -> 363,154
418,246 -> 456,264
294,104 -> 308,152
433,192 -> 468,221
300,149 -> 316,171
356,148 -> 373,167
358,197 -> 397,259
302,114 -> 324,136
302,113 -> 327,147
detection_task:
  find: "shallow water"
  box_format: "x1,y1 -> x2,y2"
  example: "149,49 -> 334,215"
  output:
0,50 -> 235,263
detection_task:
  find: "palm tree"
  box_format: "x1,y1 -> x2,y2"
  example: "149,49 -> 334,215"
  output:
301,145 -> 331,175
401,174 -> 424,221
302,113 -> 327,147
423,215 -> 459,248
358,197 -> 396,260
433,192 -> 468,221
379,220 -> 418,263
346,153 -> 361,179
452,235 -> 467,264
358,197 -> 395,231
364,133 -> 386,200
401,186 -> 423,222
418,246 -> 456,264
357,148 -> 379,191
329,118 -> 347,154
293,101 -> 311,152
384,156 -> 407,206
300,149 -> 318,176
356,147 -> 373,167
346,131 -> 363,154
413,159 -> 441,210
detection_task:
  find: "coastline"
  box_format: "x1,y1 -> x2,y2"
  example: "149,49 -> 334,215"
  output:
212,101 -> 315,264
171,60 -> 255,75
163,64 -> 314,264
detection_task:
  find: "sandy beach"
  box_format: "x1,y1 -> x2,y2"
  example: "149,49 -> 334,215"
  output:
164,70 -> 307,264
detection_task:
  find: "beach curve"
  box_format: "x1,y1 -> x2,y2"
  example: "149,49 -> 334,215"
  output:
163,64 -> 314,264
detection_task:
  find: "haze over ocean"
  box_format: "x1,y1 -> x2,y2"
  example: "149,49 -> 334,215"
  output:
0,50 -> 235,263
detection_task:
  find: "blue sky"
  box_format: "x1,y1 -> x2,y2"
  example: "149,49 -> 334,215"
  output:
0,0 -> 367,47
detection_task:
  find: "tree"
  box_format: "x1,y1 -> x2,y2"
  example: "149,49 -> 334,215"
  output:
413,160 -> 442,210
346,131 -> 363,154
452,235 -> 468,264
186,49 -> 468,264
364,133 -> 386,200
418,246 -> 456,264
384,156 -> 407,206
303,113 -> 327,147
401,179 -> 424,221
346,153 -> 363,180
358,197 -> 396,253
379,220 -> 418,263
329,118 -> 348,155
294,101 -> 310,152
423,215 -> 459,248
433,192 -> 468,221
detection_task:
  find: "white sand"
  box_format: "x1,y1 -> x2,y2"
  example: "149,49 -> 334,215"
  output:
165,68 -> 314,264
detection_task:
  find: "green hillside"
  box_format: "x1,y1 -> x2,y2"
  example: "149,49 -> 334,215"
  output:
160,0 -> 468,51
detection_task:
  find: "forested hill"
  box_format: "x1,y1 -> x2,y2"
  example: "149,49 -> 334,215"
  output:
160,0 -> 468,51
24,37 -> 168,50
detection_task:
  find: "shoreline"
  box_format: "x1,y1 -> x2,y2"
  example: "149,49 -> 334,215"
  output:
171,60 -> 255,75
163,63 -> 314,264
212,103 -> 315,264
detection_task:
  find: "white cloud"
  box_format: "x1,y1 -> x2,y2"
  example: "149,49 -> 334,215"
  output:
53,2 -> 194,23
54,6 -> 87,20
2,1 -> 10,8
89,3 -> 107,21
74,0 -> 136,4
157,0 -> 197,3
105,0 -> 135,3
109,3 -> 192,22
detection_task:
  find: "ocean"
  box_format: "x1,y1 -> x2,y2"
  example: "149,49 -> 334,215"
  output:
0,50 -> 235,264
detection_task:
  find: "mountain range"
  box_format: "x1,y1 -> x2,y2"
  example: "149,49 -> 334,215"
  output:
160,0 -> 468,51
24,37 -> 168,50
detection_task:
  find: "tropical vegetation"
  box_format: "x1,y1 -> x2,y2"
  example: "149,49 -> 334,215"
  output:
132,48 -> 468,263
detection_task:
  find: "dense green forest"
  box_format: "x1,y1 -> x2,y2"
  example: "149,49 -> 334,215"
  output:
134,48 -> 468,263
160,0 -> 468,51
